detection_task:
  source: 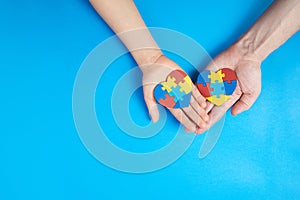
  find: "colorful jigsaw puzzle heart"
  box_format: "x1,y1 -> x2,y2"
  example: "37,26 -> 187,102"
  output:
196,68 -> 237,106
154,70 -> 192,108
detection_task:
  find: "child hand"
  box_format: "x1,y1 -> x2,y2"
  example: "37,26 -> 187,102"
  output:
141,55 -> 209,133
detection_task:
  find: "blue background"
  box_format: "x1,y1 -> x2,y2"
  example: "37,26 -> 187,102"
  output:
1,0 -> 300,199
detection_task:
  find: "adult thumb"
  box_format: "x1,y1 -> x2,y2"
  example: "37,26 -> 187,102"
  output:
231,93 -> 258,116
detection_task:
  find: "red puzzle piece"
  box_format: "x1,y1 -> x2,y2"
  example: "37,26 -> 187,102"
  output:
158,94 -> 176,108
221,68 -> 237,84
197,82 -> 211,98
169,70 -> 187,84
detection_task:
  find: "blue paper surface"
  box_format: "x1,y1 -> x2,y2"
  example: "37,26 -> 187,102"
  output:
0,0 -> 299,199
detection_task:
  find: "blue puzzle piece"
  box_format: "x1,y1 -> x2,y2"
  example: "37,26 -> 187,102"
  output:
223,80 -> 237,95
169,85 -> 185,102
210,81 -> 225,98
154,84 -> 168,101
197,70 -> 211,86
174,93 -> 192,108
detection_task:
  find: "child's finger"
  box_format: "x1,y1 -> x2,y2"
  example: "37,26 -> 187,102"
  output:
169,108 -> 197,133
192,85 -> 207,108
189,95 -> 209,122
182,104 -> 207,129
184,127 -> 193,133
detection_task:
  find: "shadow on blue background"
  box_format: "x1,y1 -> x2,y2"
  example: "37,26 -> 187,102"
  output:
0,0 -> 299,199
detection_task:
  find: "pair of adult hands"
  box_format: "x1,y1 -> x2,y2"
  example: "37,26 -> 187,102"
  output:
142,44 -> 262,134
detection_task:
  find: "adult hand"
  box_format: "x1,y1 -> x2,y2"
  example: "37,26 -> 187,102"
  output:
142,55 -> 209,133
197,45 -> 262,134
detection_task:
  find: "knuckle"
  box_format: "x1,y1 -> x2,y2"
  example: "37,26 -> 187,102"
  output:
243,102 -> 251,110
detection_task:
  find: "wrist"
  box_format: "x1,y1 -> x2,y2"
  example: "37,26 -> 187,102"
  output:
233,35 -> 264,63
134,49 -> 163,72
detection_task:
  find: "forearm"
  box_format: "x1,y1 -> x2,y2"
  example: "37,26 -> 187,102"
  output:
235,0 -> 300,62
90,0 -> 162,67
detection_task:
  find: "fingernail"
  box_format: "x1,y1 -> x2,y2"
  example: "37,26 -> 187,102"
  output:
201,102 -> 206,108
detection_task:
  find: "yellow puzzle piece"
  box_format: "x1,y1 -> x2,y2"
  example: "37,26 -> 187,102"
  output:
208,70 -> 225,83
206,94 -> 230,106
178,76 -> 192,94
161,76 -> 177,93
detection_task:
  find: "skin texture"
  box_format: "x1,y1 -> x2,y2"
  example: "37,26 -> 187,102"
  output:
198,45 -> 262,133
142,55 -> 209,133
90,0 -> 209,132
198,0 -> 300,134
90,0 -> 300,134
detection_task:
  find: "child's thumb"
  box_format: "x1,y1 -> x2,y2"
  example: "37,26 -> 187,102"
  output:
145,97 -> 160,123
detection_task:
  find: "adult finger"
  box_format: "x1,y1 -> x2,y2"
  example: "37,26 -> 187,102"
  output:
196,91 -> 241,134
205,101 -> 214,113
231,91 -> 260,116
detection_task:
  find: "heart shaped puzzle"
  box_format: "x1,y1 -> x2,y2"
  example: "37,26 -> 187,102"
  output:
154,70 -> 192,108
196,68 -> 237,106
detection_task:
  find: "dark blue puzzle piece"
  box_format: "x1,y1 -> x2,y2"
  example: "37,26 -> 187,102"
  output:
154,84 -> 168,101
197,70 -> 211,86
223,80 -> 237,95
174,93 -> 192,108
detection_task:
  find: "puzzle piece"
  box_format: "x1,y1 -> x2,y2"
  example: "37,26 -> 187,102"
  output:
161,76 -> 177,93
158,94 -> 176,108
223,80 -> 237,95
169,70 -> 187,84
197,82 -> 211,98
196,70 -> 211,86
154,84 -> 168,100
196,68 -> 237,106
221,68 -> 237,84
208,70 -> 225,84
206,94 -> 230,106
178,76 -> 192,94
154,70 -> 192,108
174,93 -> 192,108
210,81 -> 225,98
169,85 -> 186,101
